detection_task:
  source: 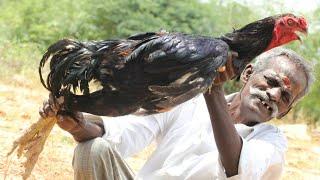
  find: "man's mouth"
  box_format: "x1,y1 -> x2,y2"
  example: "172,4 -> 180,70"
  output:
257,96 -> 273,113
249,86 -> 279,118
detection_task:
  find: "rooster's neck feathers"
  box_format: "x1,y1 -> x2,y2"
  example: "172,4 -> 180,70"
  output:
220,17 -> 275,73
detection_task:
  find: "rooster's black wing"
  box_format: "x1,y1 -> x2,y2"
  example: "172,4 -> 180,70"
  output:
118,33 -> 230,114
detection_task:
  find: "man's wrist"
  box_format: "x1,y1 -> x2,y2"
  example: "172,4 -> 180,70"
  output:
92,120 -> 106,136
69,118 -> 88,136
205,85 -> 225,100
70,118 -> 105,142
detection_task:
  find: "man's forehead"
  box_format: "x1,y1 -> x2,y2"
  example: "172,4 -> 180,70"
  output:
271,56 -> 296,72
263,56 -> 296,75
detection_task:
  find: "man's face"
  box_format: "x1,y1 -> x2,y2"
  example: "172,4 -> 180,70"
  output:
239,56 -> 307,124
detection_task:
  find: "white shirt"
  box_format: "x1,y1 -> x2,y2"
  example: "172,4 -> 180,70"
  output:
102,95 -> 287,180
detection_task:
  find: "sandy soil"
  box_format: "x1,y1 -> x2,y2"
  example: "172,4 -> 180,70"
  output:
0,77 -> 319,179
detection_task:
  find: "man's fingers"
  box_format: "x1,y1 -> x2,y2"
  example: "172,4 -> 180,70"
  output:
226,52 -> 235,79
57,114 -> 64,123
214,73 -> 223,84
48,93 -> 59,112
221,71 -> 229,82
40,95 -> 65,119
48,108 -> 56,117
213,51 -> 237,85
43,103 -> 50,114
45,104 -> 56,117
49,93 -> 55,103
48,100 -> 56,111
40,100 -> 50,118
56,96 -> 64,106
216,70 -> 228,83
42,102 -> 56,117
43,100 -> 48,108
227,57 -> 235,78
48,93 -> 66,113
39,107 -> 46,118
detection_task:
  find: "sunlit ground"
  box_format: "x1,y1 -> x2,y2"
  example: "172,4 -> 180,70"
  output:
0,75 -> 319,179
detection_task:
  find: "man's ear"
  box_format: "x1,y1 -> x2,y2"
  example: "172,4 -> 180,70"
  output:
240,64 -> 254,83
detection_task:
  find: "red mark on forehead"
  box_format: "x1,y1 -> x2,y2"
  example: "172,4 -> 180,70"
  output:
282,76 -> 291,89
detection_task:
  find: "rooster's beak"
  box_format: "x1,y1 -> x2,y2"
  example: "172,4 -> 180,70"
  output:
295,29 -> 308,43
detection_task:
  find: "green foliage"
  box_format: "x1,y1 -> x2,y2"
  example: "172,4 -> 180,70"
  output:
0,41 -> 41,78
0,0 -> 257,45
0,0 -> 319,123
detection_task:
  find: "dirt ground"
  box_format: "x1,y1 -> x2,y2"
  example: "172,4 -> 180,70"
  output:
0,77 -> 319,179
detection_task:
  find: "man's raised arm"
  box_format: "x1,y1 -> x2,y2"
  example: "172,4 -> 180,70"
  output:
203,86 -> 242,177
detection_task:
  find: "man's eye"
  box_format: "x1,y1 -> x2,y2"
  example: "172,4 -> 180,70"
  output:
266,78 -> 279,87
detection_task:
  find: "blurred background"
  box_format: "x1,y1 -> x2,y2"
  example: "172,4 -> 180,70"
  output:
0,0 -> 319,179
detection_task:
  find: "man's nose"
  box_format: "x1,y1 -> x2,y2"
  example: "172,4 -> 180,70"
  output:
266,87 -> 281,102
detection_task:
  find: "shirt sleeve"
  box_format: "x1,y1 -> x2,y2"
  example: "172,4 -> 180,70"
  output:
226,127 -> 288,180
101,112 -> 168,158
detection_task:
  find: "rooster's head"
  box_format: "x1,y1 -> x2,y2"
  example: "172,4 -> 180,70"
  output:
266,14 -> 308,51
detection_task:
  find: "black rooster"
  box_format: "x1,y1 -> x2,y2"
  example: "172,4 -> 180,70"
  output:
39,13 -> 308,116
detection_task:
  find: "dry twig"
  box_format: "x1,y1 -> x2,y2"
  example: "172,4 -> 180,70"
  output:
6,116 -> 57,179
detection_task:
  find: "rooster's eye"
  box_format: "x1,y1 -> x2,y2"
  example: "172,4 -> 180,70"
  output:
287,19 -> 294,26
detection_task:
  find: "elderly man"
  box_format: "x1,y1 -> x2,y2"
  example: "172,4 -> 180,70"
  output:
41,48 -> 313,179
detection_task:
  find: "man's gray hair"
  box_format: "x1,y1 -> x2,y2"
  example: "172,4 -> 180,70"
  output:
253,47 -> 314,102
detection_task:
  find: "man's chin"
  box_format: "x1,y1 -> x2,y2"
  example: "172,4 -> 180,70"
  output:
247,101 -> 268,123
245,121 -> 260,126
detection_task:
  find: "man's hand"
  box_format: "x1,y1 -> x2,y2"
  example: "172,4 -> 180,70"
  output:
214,51 -> 238,85
39,94 -> 104,142
39,94 -> 85,134
39,94 -> 59,118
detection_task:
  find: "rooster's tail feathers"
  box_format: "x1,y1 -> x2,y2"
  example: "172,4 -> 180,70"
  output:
39,39 -> 103,98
